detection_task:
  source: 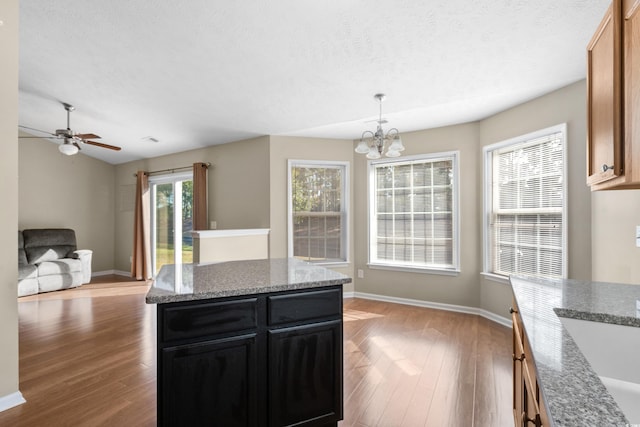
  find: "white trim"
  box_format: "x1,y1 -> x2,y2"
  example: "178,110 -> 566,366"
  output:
287,159 -> 350,263
147,170 -> 192,184
480,272 -> 510,285
0,391 -> 25,413
92,270 -> 132,278
343,290 -> 355,299
367,151 -> 461,271
482,123 -> 568,278
192,229 -> 270,238
368,263 -> 460,276
352,291 -> 511,328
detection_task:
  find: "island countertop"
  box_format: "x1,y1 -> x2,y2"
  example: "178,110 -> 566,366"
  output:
511,276 -> 640,426
146,258 -> 352,304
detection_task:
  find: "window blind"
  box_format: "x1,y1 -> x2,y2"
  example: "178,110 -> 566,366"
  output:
490,131 -> 564,278
370,153 -> 458,271
290,164 -> 346,263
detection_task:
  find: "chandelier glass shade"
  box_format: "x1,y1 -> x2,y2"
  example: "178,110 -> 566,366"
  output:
355,94 -> 404,159
58,138 -> 79,156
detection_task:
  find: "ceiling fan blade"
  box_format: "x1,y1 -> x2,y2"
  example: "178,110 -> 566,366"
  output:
84,140 -> 121,151
19,136 -> 56,139
73,142 -> 82,150
18,125 -> 57,137
75,133 -> 101,139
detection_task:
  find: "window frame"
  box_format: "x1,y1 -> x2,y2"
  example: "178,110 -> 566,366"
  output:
482,124 -> 568,283
287,159 -> 350,266
367,151 -> 461,275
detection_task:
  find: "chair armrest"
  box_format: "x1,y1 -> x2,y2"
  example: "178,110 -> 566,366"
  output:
74,250 -> 93,284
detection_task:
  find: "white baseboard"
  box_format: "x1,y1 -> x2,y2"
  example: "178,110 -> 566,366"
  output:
92,270 -> 131,278
0,391 -> 25,413
352,291 -> 511,328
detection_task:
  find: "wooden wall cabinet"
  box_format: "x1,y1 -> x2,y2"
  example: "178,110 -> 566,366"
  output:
511,301 -> 550,427
157,287 -> 343,427
588,0 -> 640,190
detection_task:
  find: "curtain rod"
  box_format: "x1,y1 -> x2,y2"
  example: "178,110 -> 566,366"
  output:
133,162 -> 210,177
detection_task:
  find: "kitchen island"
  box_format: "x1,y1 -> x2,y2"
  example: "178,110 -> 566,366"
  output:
146,258 -> 352,427
511,276 -> 640,426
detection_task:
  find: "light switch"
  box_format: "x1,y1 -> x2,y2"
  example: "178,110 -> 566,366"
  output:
636,226 -> 640,247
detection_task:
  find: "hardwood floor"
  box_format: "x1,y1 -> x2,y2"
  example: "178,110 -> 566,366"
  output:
0,276 -> 512,426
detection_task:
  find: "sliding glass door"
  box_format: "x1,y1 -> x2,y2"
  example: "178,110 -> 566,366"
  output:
150,172 -> 193,275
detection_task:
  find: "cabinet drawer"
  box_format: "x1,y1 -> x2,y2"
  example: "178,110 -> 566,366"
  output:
268,288 -> 341,326
161,298 -> 257,342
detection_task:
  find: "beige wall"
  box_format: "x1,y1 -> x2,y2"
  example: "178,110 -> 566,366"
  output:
269,136 -> 355,292
0,0 -> 20,403
18,139 -> 116,272
479,80 -> 592,316
592,190 -> 640,283
353,123 -> 481,307
113,136 -> 270,272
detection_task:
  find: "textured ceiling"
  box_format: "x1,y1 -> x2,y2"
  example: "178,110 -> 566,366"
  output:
19,0 -> 610,164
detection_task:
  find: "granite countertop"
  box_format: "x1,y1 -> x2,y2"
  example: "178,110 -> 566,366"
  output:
511,276 -> 640,427
146,258 -> 352,304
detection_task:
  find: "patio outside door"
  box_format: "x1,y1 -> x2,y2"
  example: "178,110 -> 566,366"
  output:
150,172 -> 194,275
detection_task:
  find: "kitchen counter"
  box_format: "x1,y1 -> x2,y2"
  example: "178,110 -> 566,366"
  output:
146,257 -> 352,304
146,258 -> 352,426
511,276 -> 640,426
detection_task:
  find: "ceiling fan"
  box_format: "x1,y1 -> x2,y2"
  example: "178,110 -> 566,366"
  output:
19,103 -> 121,156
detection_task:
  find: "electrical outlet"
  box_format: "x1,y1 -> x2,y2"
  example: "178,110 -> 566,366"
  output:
636,226 -> 640,247
210,221 -> 217,230
357,269 -> 364,279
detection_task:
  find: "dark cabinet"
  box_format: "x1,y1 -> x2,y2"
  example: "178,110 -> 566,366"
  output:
268,320 -> 342,426
161,334 -> 258,427
156,287 -> 343,427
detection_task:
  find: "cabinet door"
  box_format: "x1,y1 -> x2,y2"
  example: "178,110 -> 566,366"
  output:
268,320 -> 342,427
160,334 -> 258,427
587,0 -> 623,186
625,0 -> 640,183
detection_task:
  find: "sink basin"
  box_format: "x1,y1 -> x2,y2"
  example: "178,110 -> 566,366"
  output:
559,317 -> 640,424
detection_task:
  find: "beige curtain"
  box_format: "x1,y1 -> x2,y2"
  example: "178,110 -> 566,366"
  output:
193,162 -> 209,231
131,171 -> 151,280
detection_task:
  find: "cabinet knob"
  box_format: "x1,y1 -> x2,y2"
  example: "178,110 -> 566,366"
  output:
509,307 -> 518,314
602,164 -> 614,172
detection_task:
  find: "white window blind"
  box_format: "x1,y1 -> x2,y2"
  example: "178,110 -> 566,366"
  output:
488,128 -> 565,278
288,161 -> 348,263
369,152 -> 459,272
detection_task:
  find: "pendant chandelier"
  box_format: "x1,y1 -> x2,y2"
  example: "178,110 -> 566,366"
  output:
354,93 -> 404,159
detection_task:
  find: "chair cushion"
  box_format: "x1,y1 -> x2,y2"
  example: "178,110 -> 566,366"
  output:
37,259 -> 82,276
26,246 -> 77,264
23,229 -> 78,264
18,231 -> 29,265
19,264 -> 38,280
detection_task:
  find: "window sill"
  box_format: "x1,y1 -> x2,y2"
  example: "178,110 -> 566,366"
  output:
480,272 -> 510,285
367,263 -> 460,276
303,260 -> 350,268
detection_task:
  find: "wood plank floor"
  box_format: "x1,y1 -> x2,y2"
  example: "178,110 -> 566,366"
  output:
0,276 -> 512,426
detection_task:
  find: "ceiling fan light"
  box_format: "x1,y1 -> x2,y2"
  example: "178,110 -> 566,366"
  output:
59,142 -> 79,156
355,139 -> 370,154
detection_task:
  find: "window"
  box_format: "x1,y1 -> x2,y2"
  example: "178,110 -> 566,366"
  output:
369,152 -> 460,273
149,172 -> 194,275
288,160 -> 349,264
483,124 -> 566,279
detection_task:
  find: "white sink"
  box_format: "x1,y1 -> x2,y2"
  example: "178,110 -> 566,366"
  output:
559,317 -> 640,424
